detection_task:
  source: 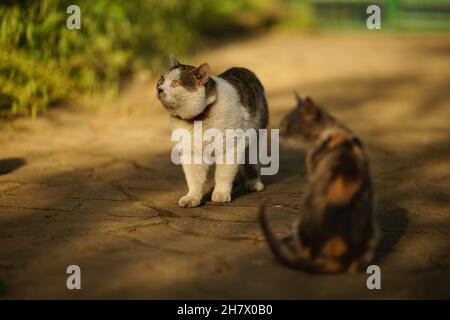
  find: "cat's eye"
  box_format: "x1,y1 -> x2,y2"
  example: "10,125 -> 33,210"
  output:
158,76 -> 164,85
171,80 -> 180,88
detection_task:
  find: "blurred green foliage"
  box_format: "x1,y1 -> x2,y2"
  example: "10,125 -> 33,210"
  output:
0,0 -> 448,117
0,0 -> 132,117
0,0 -> 279,118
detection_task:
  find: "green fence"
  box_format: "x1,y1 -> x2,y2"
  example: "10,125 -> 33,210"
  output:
306,0 -> 450,30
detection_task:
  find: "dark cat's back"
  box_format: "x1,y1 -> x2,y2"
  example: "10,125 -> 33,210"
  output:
219,67 -> 268,128
301,130 -> 375,272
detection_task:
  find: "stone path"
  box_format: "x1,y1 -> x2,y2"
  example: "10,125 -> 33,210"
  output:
0,32 -> 449,299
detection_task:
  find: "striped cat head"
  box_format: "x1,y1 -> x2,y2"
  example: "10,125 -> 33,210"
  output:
280,92 -> 334,142
156,56 -> 215,119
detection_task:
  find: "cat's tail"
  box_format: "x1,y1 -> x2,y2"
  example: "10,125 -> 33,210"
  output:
259,205 -> 316,272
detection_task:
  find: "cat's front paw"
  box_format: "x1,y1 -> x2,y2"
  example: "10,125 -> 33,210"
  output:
178,194 -> 202,208
211,190 -> 232,203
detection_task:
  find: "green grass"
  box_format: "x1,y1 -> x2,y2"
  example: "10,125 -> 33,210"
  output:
0,0 -> 278,118
0,0 -> 133,117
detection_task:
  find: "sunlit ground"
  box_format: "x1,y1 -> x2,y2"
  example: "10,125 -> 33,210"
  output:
0,31 -> 449,298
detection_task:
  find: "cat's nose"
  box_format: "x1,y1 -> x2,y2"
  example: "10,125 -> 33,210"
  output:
157,87 -> 164,94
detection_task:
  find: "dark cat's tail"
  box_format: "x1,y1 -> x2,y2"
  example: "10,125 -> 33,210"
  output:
259,205 -> 316,272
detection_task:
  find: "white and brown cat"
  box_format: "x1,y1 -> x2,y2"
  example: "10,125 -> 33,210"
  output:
156,57 -> 268,207
260,93 -> 377,273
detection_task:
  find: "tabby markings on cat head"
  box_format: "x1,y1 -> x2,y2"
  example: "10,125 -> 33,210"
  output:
156,57 -> 216,120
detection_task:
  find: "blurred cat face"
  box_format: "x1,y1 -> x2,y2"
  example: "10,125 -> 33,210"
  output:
156,61 -> 210,119
280,95 -> 330,143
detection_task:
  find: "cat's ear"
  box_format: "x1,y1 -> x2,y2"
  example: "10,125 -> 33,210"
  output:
193,63 -> 210,85
304,97 -> 319,122
169,54 -> 181,68
294,91 -> 303,107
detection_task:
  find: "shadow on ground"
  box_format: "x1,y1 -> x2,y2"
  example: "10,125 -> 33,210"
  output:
0,158 -> 26,176
1,131 -> 449,298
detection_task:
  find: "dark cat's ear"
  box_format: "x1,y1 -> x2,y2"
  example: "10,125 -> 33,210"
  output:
304,97 -> 319,122
193,63 -> 210,85
294,91 -> 303,107
170,54 -> 181,68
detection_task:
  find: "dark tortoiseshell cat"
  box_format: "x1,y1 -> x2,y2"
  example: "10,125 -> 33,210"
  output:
259,93 -> 377,273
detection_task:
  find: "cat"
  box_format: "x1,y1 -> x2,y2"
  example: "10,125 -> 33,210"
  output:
259,92 -> 377,273
156,56 -> 268,208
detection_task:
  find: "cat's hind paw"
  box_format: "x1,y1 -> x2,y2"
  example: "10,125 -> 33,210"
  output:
245,180 -> 265,192
178,194 -> 202,208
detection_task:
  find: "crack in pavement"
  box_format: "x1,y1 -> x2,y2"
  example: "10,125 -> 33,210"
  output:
165,221 -> 263,243
110,233 -> 195,255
